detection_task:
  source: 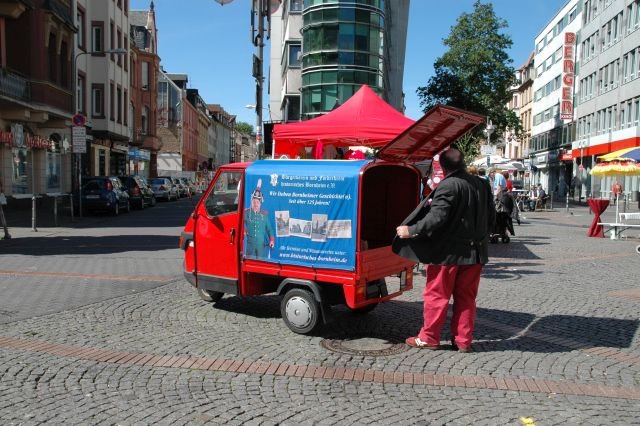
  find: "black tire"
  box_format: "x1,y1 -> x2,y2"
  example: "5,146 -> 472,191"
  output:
197,288 -> 223,303
348,303 -> 378,314
281,288 -> 321,334
502,235 -> 510,243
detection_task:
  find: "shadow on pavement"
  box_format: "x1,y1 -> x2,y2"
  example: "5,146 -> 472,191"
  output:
0,234 -> 179,255
200,295 -> 639,352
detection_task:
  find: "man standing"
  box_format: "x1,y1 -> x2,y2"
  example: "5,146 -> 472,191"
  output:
490,168 -> 507,197
244,179 -> 274,258
395,148 -> 495,352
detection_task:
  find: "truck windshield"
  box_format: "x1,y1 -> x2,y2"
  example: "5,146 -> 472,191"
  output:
204,171 -> 243,216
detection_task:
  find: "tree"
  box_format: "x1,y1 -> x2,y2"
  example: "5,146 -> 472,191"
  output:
236,121 -> 254,135
417,1 -> 521,159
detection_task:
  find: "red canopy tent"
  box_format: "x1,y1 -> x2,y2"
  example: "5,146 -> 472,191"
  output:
272,85 -> 414,158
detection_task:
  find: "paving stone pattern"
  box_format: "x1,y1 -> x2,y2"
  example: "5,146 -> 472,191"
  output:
0,203 -> 639,425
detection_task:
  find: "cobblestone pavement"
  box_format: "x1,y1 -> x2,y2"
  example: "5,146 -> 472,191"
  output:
0,202 -> 639,425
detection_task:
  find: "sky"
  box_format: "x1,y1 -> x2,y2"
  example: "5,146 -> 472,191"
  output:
130,0 -> 570,126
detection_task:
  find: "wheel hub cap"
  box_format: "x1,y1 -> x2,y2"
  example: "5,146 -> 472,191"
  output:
285,296 -> 312,328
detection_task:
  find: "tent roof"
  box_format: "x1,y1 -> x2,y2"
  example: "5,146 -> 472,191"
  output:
273,85 -> 414,149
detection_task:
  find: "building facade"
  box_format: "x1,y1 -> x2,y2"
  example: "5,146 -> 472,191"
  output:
0,0 -> 74,198
573,0 -> 640,200
186,89 -> 210,168
530,0 -> 580,197
129,1 -> 161,178
269,0 -> 410,123
207,104 -> 235,168
76,0 -> 131,177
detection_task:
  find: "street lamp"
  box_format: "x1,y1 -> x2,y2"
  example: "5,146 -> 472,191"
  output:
483,119 -> 495,166
73,47 -> 128,218
214,0 -> 275,160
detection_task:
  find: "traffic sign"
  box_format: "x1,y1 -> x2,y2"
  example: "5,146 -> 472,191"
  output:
72,126 -> 87,153
72,113 -> 86,127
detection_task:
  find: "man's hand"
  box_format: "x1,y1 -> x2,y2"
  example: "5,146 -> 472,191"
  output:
396,225 -> 411,239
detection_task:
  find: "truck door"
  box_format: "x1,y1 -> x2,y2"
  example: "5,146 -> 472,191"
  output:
195,170 -> 243,294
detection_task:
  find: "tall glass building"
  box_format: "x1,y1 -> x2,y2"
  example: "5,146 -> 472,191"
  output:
269,0 -> 409,122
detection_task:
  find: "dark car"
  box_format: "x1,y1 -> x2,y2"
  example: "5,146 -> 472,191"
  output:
80,176 -> 130,215
118,175 -> 156,209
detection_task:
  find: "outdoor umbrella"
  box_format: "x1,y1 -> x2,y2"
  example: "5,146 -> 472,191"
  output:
590,160 -> 640,176
598,147 -> 640,162
590,158 -> 640,226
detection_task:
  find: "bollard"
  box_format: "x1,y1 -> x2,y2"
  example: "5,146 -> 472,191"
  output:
53,196 -> 58,227
0,204 -> 10,240
69,193 -> 75,222
566,193 -> 569,212
549,192 -> 553,210
31,194 -> 38,232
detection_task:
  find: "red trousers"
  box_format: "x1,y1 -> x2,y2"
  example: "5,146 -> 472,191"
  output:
417,264 -> 482,348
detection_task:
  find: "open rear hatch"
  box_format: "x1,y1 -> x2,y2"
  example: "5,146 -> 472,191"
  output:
376,105 -> 486,163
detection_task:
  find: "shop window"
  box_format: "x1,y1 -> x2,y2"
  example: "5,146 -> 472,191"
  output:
46,135 -> 61,193
11,147 -> 30,194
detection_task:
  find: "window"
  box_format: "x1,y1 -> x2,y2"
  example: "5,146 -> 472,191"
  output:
48,33 -> 57,83
110,82 -> 115,121
117,86 -> 122,124
141,106 -> 149,134
92,21 -> 104,52
77,72 -> 86,114
141,61 -> 149,89
123,36 -> 128,71
288,44 -> 301,67
123,89 -> 128,126
205,171 -> 242,216
77,6 -> 86,51
117,28 -> 122,66
60,41 -> 69,88
92,84 -> 104,117
110,20 -> 115,60
290,0 -> 303,12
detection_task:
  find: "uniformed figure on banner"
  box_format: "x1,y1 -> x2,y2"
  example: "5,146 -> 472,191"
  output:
244,178 -> 274,258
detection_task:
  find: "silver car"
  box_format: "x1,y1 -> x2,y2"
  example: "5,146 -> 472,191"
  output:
150,177 -> 178,201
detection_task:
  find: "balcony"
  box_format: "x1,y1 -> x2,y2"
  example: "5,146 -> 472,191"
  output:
0,68 -> 31,103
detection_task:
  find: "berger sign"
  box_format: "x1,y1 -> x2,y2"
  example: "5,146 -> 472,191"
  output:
561,32 -> 576,121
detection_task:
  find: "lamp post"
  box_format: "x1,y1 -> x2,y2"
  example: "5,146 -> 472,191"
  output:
72,47 -> 127,217
214,0 -> 274,159
483,119 -> 495,167
246,104 -> 271,159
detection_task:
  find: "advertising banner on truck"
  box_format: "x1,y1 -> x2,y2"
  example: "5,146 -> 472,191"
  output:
243,160 -> 365,271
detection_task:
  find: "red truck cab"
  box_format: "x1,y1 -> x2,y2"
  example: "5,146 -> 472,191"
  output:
180,105 -> 484,334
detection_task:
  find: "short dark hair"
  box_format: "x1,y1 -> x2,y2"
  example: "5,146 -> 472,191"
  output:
478,168 -> 487,176
439,148 -> 465,173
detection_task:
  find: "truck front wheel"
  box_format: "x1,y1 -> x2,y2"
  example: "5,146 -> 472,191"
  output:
281,288 -> 321,334
197,288 -> 223,303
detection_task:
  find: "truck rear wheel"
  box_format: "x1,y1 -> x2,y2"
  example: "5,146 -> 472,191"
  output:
281,288 -> 321,334
197,288 -> 223,303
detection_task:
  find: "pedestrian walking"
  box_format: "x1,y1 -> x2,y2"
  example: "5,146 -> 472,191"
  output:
394,148 -> 495,352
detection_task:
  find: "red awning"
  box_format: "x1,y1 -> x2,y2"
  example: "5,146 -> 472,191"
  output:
273,85 -> 414,157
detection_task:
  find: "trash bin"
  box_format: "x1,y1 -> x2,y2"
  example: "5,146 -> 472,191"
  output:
632,190 -> 639,203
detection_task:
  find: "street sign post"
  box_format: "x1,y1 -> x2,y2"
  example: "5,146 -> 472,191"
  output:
72,113 -> 87,219
72,126 -> 86,154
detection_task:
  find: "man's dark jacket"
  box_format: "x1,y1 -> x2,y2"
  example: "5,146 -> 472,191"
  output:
393,169 -> 495,265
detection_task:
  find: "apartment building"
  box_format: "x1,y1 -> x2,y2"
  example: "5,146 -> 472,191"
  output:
506,52 -> 535,164
574,0 -> 640,199
186,88 -> 211,168
530,0 -> 580,196
207,104 -> 235,168
0,0 -> 74,197
269,0 -> 410,123
129,1 -> 161,178
75,0 -> 131,176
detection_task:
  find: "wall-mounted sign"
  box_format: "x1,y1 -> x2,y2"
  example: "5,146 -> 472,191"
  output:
561,32 -> 575,121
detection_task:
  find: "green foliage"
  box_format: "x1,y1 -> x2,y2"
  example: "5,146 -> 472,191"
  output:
417,0 -> 522,144
453,133 -> 478,165
236,121 -> 254,135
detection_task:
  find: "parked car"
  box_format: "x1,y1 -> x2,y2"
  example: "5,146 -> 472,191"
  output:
179,177 -> 196,196
118,175 -> 156,209
80,176 -> 130,215
157,176 -> 186,198
150,177 -> 178,201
